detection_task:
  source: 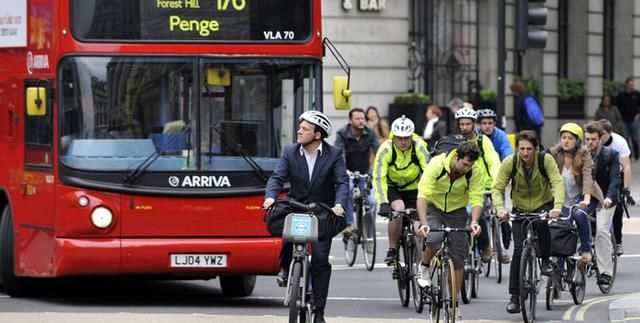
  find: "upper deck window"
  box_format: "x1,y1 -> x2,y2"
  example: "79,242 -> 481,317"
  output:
71,0 -> 312,42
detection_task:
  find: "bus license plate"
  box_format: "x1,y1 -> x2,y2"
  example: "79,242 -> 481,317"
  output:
170,254 -> 227,268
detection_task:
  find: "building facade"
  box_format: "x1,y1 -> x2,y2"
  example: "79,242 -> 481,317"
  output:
323,0 -> 640,146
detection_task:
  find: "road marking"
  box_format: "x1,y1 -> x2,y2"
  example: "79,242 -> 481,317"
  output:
611,317 -> 640,322
620,254 -> 640,258
562,294 -> 621,321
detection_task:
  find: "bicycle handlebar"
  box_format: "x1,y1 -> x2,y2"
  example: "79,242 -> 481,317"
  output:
379,208 -> 417,220
428,226 -> 472,233
349,171 -> 371,180
508,211 -> 549,221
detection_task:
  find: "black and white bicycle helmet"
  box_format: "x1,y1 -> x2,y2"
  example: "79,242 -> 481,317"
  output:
454,107 -> 477,121
391,115 -> 415,137
476,109 -> 497,120
299,110 -> 332,136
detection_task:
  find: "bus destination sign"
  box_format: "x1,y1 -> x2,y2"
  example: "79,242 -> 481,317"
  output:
72,0 -> 311,42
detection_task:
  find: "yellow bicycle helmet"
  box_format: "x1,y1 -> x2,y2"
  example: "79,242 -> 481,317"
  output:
559,122 -> 584,140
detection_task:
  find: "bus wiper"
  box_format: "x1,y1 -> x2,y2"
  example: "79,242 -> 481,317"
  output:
211,124 -> 269,183
123,123 -> 191,184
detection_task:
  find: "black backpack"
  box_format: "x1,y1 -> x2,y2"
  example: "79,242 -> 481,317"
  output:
429,134 -> 473,186
387,139 -> 424,189
429,134 -> 467,160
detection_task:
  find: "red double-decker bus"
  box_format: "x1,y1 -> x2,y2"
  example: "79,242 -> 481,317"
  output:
0,0 -> 350,296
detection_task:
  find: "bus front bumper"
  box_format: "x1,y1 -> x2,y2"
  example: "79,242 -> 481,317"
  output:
53,237 -> 283,277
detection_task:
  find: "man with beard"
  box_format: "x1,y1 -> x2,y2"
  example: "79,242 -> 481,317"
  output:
334,107 -> 380,236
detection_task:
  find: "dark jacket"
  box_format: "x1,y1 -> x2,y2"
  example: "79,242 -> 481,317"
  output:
265,141 -> 349,208
615,89 -> 640,122
592,146 -> 621,203
334,124 -> 380,173
424,119 -> 448,148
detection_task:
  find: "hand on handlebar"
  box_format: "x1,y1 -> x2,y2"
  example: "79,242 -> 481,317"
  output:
497,209 -> 508,220
417,223 -> 430,238
549,208 -> 561,219
470,221 -> 481,237
332,205 -> 345,217
263,198 -> 275,210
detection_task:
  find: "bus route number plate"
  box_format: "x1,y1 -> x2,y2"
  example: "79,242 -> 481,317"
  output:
170,254 -> 227,268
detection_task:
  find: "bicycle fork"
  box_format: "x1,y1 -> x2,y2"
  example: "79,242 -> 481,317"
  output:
284,243 -> 311,307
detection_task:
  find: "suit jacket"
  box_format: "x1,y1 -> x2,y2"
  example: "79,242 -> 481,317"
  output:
265,141 -> 349,208
593,146 -> 621,203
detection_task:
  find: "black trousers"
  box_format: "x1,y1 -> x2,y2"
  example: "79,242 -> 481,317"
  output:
508,218 -> 551,295
613,203 -> 623,244
280,238 -> 332,311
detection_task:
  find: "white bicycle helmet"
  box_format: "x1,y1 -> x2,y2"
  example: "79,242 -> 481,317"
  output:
299,110 -> 332,136
391,115 -> 415,137
476,109 -> 497,120
455,107 -> 477,121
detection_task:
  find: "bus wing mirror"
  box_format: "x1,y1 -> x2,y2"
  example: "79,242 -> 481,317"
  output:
333,76 -> 351,110
323,38 -> 351,111
206,67 -> 230,86
26,87 -> 47,116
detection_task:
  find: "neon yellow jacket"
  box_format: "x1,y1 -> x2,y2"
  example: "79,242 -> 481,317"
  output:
372,134 -> 429,204
417,150 -> 484,212
492,152 -> 564,212
472,133 -> 501,189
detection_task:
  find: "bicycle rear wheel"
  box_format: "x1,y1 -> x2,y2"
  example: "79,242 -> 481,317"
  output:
570,260 -> 586,305
427,261 -> 441,323
362,204 -> 376,271
492,217 -> 504,283
343,202 -> 359,266
545,271 -> 560,310
411,236 -> 425,313
395,242 -> 410,307
519,245 -> 538,323
461,236 -> 473,304
288,262 -> 303,323
442,258 -> 457,323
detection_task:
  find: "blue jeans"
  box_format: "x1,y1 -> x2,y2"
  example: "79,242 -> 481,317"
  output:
345,176 -> 376,225
561,200 -> 598,254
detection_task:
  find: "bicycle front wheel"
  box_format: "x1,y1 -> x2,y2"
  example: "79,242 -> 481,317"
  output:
288,262 -> 303,323
570,260 -> 586,305
396,242 -> 411,307
519,245 -> 538,323
442,258 -> 457,323
361,204 -> 377,271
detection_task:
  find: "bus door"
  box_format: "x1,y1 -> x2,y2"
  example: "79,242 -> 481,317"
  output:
20,80 -> 56,273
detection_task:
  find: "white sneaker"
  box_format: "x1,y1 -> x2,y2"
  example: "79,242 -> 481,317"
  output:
456,306 -> 464,323
417,263 -> 431,288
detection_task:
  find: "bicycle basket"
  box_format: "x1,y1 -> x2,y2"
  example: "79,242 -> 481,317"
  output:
283,213 -> 319,243
264,200 -> 297,237
549,220 -> 578,257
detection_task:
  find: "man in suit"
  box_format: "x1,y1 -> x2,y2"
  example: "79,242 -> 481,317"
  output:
263,110 -> 348,323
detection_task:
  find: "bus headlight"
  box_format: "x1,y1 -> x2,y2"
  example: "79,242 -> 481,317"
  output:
91,206 -> 113,229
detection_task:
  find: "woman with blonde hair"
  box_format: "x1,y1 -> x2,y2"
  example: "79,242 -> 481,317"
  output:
549,122 -> 604,263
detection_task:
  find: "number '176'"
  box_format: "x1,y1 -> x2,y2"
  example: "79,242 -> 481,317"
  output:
218,0 -> 246,11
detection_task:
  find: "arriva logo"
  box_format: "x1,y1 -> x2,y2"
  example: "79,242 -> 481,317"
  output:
168,175 -> 231,188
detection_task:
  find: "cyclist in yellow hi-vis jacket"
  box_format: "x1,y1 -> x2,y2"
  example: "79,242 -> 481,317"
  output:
372,115 -> 429,265
415,141 -> 484,323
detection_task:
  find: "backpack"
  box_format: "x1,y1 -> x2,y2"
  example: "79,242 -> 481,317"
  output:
429,134 -> 467,160
430,134 -> 491,176
524,95 -> 544,126
387,139 -> 424,189
509,147 -> 549,194
429,134 -> 473,187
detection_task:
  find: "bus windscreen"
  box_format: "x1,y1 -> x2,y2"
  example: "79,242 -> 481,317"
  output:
71,0 -> 312,42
